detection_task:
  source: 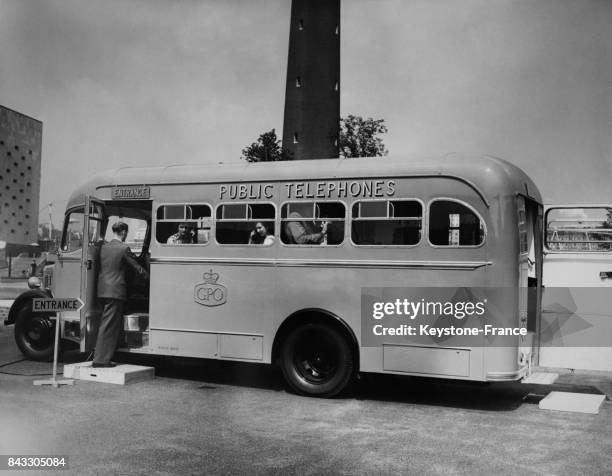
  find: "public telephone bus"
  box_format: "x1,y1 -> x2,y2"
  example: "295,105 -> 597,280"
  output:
6,155 -> 543,396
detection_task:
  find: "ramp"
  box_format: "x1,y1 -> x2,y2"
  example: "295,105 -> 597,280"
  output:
63,361 -> 154,385
538,391 -> 606,414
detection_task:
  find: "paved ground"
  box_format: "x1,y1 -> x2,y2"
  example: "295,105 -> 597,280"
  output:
0,317 -> 610,476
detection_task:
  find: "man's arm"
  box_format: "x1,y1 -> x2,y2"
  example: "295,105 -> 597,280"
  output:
286,220 -> 325,244
123,248 -> 149,281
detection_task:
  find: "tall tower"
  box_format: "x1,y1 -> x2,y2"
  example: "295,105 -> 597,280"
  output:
282,0 -> 340,160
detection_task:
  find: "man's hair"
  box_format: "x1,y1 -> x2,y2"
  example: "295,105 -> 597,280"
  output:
112,221 -> 129,234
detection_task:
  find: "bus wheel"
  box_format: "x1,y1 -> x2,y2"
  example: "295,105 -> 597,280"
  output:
280,323 -> 354,397
14,303 -> 55,361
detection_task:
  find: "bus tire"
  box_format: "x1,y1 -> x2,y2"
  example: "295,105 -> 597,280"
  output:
14,303 -> 55,361
280,323 -> 354,397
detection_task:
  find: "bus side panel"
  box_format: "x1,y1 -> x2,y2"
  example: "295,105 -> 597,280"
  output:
148,261 -> 275,362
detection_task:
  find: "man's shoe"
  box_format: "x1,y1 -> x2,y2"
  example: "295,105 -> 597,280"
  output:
91,362 -> 116,368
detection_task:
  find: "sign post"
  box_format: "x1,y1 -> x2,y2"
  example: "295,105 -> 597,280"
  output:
32,297 -> 84,388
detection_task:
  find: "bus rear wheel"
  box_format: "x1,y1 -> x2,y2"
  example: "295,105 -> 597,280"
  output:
14,303 -> 55,361
280,323 -> 354,397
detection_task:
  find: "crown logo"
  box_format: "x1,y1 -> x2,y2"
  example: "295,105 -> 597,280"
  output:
203,269 -> 219,284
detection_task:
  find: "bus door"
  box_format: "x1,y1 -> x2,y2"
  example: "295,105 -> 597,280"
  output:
518,196 -> 543,371
80,196 -> 105,353
540,205 -> 612,371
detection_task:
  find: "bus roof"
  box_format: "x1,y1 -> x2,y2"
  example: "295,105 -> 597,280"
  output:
67,154 -> 541,208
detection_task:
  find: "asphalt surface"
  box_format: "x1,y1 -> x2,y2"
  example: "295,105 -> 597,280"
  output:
0,312 -> 611,475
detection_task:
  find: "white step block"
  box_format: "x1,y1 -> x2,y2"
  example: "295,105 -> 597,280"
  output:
538,391 -> 606,414
522,372 -> 559,384
63,361 -> 154,385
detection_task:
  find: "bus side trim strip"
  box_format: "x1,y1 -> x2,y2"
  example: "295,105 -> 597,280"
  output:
149,257 -> 491,270
151,327 -> 264,337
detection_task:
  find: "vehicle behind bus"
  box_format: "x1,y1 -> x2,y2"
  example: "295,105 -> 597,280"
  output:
540,204 -> 612,371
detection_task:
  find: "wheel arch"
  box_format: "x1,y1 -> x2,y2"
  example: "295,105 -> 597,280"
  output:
6,289 -> 54,325
272,308 -> 360,374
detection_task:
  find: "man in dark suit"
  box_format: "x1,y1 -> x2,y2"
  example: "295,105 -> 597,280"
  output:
93,221 -> 149,368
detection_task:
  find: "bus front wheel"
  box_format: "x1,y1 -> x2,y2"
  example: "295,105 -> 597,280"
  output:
280,323 -> 354,397
14,303 -> 55,361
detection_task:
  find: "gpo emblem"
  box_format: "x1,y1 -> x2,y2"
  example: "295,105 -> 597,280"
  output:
194,270 -> 227,307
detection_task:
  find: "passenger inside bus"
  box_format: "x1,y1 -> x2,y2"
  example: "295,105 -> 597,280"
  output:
248,221 -> 275,245
283,211 -> 328,245
166,222 -> 195,244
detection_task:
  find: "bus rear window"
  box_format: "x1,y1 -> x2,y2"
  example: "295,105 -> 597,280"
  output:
429,200 -> 484,247
546,207 -> 612,252
351,200 -> 422,246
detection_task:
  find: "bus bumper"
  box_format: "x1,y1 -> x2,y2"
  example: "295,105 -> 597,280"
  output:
486,365 -> 530,382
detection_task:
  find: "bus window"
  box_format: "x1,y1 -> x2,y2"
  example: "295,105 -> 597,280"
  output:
88,202 -> 104,244
61,210 -> 84,252
216,203 -> 275,245
428,200 -> 484,247
156,204 -> 212,245
281,201 -> 345,245
351,200 -> 422,245
546,207 -> 612,252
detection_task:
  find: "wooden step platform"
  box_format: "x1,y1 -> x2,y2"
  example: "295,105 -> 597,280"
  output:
63,361 -> 154,385
538,391 -> 606,414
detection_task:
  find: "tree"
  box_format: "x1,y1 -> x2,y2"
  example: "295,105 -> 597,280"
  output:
241,115 -> 388,161
339,115 -> 388,158
241,129 -> 292,162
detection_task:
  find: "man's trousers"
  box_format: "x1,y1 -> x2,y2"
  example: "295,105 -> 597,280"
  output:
93,298 -> 124,365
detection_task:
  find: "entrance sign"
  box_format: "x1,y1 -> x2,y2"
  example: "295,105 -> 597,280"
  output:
111,185 -> 150,200
32,297 -> 80,388
33,298 -> 84,313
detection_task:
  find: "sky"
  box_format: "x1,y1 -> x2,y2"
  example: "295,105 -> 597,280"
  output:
1,0 -> 611,227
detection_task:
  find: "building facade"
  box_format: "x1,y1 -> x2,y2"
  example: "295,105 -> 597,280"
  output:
282,0 -> 340,160
0,105 -> 42,245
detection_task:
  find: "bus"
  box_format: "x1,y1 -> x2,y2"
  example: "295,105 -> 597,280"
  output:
6,155 -> 543,396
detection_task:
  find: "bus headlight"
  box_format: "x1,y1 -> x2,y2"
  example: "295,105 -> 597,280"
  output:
27,276 -> 42,289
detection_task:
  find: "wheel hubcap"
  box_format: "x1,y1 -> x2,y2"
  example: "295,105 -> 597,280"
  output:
295,330 -> 338,383
24,317 -> 54,351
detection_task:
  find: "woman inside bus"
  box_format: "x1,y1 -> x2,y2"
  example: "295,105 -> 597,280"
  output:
166,222 -> 195,244
248,221 -> 275,246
